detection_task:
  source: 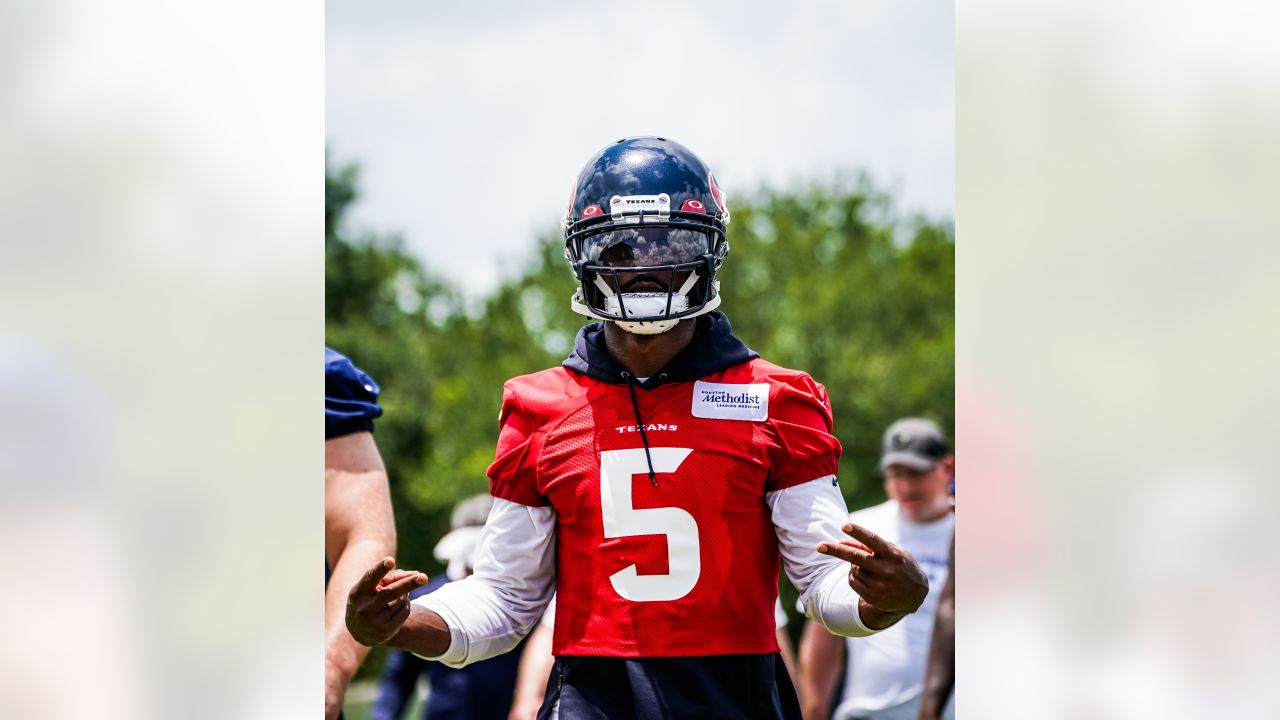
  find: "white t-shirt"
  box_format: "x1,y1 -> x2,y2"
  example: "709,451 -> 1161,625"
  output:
834,500 -> 954,717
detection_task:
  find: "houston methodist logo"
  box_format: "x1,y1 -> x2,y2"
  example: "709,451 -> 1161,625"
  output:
698,389 -> 761,408
691,381 -> 769,422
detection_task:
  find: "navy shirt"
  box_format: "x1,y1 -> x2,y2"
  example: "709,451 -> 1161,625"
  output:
326,347 -> 383,439
325,347 -> 384,720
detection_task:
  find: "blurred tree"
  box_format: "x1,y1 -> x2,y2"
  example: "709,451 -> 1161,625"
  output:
719,178 -> 955,510
326,158 -> 953,670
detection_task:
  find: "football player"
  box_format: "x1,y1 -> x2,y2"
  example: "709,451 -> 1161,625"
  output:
798,419 -> 956,720
346,137 -> 929,718
326,347 -> 397,719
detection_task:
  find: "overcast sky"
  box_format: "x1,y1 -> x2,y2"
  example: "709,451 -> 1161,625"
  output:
327,0 -> 953,297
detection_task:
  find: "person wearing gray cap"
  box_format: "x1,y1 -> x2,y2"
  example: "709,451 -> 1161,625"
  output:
799,418 -> 955,720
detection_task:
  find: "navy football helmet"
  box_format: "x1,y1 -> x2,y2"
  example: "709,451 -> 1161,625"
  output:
562,137 -> 730,334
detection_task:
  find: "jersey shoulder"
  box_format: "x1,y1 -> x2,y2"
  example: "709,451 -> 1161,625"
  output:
729,358 -> 840,490
502,367 -> 593,429
325,346 -> 383,439
489,368 -> 589,507
731,357 -> 833,424
735,357 -> 831,403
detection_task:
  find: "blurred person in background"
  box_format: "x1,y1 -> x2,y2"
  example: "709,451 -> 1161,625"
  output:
917,536 -> 954,720
799,418 -> 954,720
372,494 -> 526,720
327,347 -> 398,719
346,137 -> 929,719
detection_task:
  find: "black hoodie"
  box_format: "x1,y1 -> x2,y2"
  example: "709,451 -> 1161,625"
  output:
562,312 -> 758,390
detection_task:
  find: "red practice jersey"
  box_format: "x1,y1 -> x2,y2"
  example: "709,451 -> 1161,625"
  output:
487,357 -> 841,657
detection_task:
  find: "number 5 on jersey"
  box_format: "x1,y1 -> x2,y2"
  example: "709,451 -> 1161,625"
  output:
599,448 -> 700,602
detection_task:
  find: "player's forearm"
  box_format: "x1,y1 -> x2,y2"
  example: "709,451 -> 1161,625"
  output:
920,537 -> 955,720
856,597 -> 910,631
918,662 -> 954,719
801,695 -> 832,720
325,632 -> 369,691
385,605 -> 454,658
797,621 -> 842,720
398,500 -> 555,667
509,624 -> 555,720
918,597 -> 955,719
776,628 -> 799,688
325,537 -> 393,679
801,564 -> 878,638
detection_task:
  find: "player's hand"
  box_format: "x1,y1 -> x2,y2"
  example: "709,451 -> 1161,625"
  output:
345,557 -> 428,646
817,523 -> 929,630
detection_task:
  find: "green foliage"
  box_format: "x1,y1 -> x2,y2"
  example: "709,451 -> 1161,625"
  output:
326,158 -> 953,656
326,157 -> 578,573
720,178 -> 954,508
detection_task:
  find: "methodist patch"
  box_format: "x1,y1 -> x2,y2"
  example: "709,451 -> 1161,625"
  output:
691,381 -> 769,422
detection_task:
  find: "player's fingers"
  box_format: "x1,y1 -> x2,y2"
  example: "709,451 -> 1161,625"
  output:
352,557 -> 396,596
370,592 -> 412,620
385,598 -> 412,628
841,541 -> 896,574
375,569 -> 420,589
838,538 -> 875,554
358,574 -> 424,612
842,523 -> 895,554
818,541 -> 873,566
370,573 -> 427,603
850,573 -> 876,600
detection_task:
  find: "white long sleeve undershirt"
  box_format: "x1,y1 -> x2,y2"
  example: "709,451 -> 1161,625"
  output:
411,499 -> 557,667
766,475 -> 876,638
413,477 -> 874,668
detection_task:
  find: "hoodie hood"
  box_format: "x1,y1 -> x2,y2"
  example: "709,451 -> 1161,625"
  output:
563,312 -> 758,389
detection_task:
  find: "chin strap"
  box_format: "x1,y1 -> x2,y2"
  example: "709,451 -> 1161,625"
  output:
578,271 -> 708,335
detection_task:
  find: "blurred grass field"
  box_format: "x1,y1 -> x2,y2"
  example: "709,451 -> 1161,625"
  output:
343,679 -> 427,720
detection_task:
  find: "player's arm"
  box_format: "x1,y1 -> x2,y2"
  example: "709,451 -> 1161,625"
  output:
350,382 -> 556,666
508,622 -> 555,720
798,619 -> 843,720
918,534 -> 955,720
772,598 -> 800,693
769,478 -> 928,636
777,627 -> 799,689
347,499 -> 556,666
325,430 -> 397,719
766,377 -> 928,635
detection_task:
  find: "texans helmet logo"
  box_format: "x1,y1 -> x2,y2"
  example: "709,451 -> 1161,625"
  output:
709,173 -> 727,213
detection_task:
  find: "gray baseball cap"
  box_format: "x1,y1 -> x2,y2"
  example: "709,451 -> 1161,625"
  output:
449,493 -> 494,529
879,418 -> 951,472
435,494 -> 495,580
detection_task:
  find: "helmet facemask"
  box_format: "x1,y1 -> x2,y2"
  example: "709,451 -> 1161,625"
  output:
568,220 -> 725,334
